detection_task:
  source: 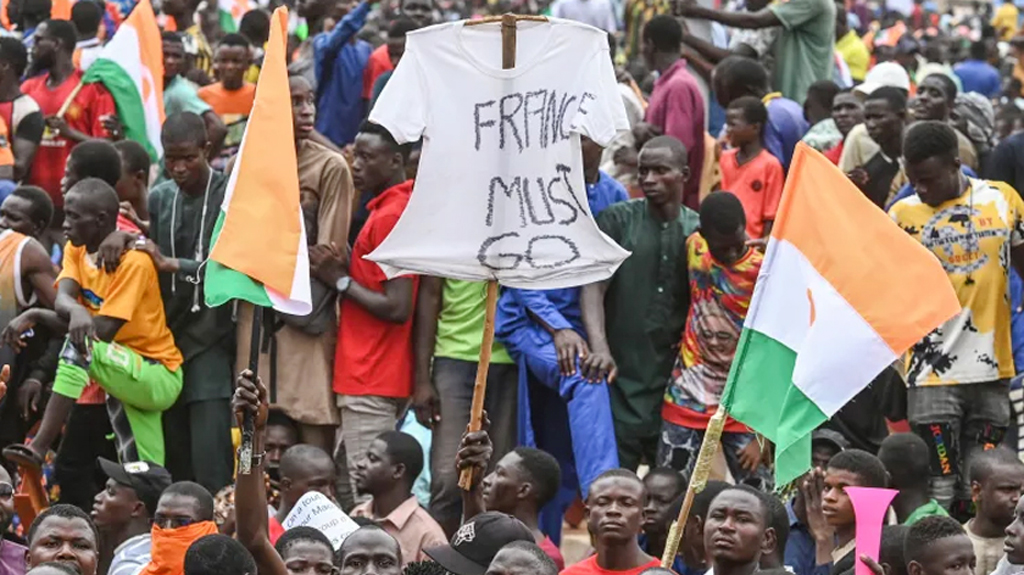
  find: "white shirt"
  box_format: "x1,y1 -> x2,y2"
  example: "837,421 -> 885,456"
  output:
550,0 -> 618,32
368,18 -> 630,289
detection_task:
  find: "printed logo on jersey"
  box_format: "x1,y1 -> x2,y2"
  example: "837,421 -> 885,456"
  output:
80,288 -> 104,310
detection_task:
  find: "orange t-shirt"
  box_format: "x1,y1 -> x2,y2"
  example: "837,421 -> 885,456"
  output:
197,82 -> 256,157
57,246 -> 183,371
719,148 -> 784,239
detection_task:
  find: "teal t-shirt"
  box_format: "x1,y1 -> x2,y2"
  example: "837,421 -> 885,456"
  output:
770,0 -> 836,103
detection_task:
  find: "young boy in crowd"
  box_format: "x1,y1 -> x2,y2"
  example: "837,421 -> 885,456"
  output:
965,448 -> 1024,575
801,449 -> 888,573
999,496 -> 1024,575
198,34 -> 255,170
801,81 -> 843,153
719,97 -> 784,241
674,480 -> 730,575
904,516 -> 976,575
454,425 -> 566,568
561,470 -> 660,575
703,486 -> 778,575
659,192 -> 769,490
763,497 -> 791,570
878,434 -> 949,525
639,468 -> 685,564
112,140 -> 151,233
351,431 -> 446,566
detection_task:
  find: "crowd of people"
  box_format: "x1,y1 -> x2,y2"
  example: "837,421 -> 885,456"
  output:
1,0 -> 1024,574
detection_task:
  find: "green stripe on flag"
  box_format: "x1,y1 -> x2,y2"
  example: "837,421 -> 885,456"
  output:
721,328 -> 828,485
204,211 -> 274,308
82,59 -> 158,162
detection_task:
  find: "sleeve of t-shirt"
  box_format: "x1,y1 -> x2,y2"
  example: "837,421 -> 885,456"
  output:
368,44 -> 428,144
15,110 -> 43,143
770,0 -> 824,30
999,181 -> 1024,248
57,245 -> 82,285
366,213 -> 404,283
85,84 -> 116,138
569,45 -> 630,147
0,116 -> 15,168
98,253 -> 155,322
762,156 -> 784,221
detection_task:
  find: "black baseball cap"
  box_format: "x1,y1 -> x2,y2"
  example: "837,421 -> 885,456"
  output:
812,429 -> 850,453
97,458 -> 172,517
424,512 -> 533,575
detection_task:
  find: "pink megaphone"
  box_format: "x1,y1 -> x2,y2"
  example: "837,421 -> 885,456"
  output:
845,487 -> 899,575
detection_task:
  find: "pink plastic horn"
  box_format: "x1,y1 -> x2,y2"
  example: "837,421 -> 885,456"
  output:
845,487 -> 899,575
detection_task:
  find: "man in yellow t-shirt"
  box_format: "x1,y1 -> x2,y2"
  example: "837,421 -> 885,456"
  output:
890,121 -> 1024,511
6,178 -> 183,469
993,1 -> 1020,42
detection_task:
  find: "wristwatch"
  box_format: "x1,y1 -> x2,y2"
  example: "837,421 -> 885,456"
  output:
335,276 -> 352,294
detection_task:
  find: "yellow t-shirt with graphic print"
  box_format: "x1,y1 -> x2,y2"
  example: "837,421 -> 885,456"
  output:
889,179 -> 1024,386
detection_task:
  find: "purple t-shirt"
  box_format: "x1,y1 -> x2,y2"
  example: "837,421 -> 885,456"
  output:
764,95 -> 809,172
0,538 -> 27,575
645,59 -> 706,210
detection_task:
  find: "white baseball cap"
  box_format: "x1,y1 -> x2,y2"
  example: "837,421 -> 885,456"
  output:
855,62 -> 912,96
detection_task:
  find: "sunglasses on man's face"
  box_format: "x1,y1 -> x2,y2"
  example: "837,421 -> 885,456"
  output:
0,482 -> 14,499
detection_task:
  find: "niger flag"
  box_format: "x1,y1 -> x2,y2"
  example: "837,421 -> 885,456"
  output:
720,143 -> 960,485
204,6 -> 311,315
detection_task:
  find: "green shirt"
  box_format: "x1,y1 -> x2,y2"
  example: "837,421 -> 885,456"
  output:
163,76 -> 212,117
770,0 -> 836,103
596,199 -> 700,434
149,170 -> 236,377
903,499 -> 950,525
434,279 -> 513,364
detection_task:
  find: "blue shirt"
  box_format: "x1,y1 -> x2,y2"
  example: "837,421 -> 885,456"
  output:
954,59 -> 1003,98
314,1 -> 372,147
765,96 -> 810,172
785,501 -> 831,575
495,171 -> 628,338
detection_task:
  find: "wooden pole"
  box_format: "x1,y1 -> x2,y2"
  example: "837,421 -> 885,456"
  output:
661,408 -> 727,567
457,12 -> 546,491
458,280 -> 499,490
238,308 -> 262,475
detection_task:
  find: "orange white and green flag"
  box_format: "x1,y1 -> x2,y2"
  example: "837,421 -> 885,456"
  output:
720,143 -> 960,486
204,6 -> 311,315
81,0 -> 164,160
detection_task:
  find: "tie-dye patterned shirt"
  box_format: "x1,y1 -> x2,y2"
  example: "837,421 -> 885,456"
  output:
662,232 -> 762,431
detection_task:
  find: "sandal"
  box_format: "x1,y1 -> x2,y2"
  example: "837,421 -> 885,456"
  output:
2,445 -> 43,474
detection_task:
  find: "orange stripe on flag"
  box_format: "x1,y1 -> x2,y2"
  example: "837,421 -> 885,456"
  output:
208,6 -> 300,299
51,0 -> 71,20
770,143 -> 960,354
129,0 -> 165,125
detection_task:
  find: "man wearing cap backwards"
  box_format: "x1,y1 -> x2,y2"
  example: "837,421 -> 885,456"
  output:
425,512 -> 534,575
561,470 -> 659,575
91,458 -> 172,575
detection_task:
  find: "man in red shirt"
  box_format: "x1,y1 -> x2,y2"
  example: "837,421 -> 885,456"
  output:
21,19 -> 115,213
311,121 -> 417,503
362,0 -> 433,101
560,470 -> 659,575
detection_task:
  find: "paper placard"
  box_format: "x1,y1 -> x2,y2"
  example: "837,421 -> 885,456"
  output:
846,486 -> 899,575
282,491 -> 360,550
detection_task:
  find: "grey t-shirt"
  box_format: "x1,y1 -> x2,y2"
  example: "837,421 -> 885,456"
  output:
109,533 -> 152,575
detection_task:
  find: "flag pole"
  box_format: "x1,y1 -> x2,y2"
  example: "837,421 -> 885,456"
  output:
661,407 -> 727,568
238,307 -> 261,475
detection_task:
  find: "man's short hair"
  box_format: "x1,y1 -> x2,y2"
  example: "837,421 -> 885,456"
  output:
239,10 -> 271,44
878,433 -> 929,490
716,56 -> 769,99
711,485 -> 772,526
641,135 -> 689,171
642,15 -> 682,53
338,525 -> 402,563
162,481 -> 216,522
0,37 -> 28,78
728,95 -> 768,135
162,112 -> 209,147
969,40 -> 987,60
511,447 -> 561,507
806,80 -> 841,110
67,178 -> 120,217
587,469 -> 644,500
11,185 -> 54,229
881,525 -> 910,575
388,16 -> 419,37
827,449 -> 889,488
23,0 -> 52,21
377,431 -> 424,484
766,494 -> 790,554
28,504 -> 99,546
866,86 -> 908,113
113,140 -> 152,182
682,479 -> 730,521
162,30 -> 184,45
921,72 -> 958,104
903,121 -> 959,165
500,541 -> 558,575
700,191 -> 747,235
968,447 -> 1024,484
184,534 -> 257,575
279,444 -> 334,479
69,140 -> 123,188
27,562 -> 81,575
218,32 -> 250,49
903,516 -> 966,564
358,121 -> 410,162
644,467 -> 686,500
43,19 -> 78,54
274,526 -> 333,558
70,0 -> 102,37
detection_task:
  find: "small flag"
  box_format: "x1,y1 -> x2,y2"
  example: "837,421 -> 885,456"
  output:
81,0 -> 164,160
204,6 -> 311,315
720,143 -> 960,486
218,0 -> 255,33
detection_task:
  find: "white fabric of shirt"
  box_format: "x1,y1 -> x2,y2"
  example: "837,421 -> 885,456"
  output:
367,18 -> 631,289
